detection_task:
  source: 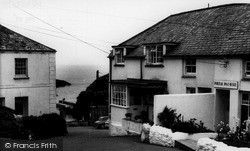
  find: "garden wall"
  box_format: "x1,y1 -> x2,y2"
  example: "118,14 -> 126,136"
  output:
154,93 -> 215,130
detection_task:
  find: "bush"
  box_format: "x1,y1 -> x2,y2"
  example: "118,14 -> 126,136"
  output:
157,106 -> 177,128
158,106 -> 212,134
0,106 -> 19,138
171,118 -> 211,134
18,113 -> 68,139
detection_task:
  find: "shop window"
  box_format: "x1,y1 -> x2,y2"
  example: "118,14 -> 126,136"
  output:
198,87 -> 212,93
184,58 -> 196,75
186,87 -> 196,94
112,85 -> 127,107
0,97 -> 5,106
241,93 -> 250,124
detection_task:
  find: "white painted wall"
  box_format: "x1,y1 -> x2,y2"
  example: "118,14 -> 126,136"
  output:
2,87 -> 50,115
110,57 -> 250,134
110,105 -> 127,126
112,58 -> 215,94
154,93 -> 215,130
214,59 -> 242,81
125,60 -> 141,79
0,52 -> 56,115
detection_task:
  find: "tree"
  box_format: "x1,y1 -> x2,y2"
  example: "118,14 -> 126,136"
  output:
72,74 -> 109,120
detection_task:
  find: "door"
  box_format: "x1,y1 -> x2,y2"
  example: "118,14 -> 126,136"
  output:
15,97 -> 28,116
215,90 -> 230,125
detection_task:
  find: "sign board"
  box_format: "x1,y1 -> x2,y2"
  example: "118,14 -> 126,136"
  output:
214,80 -> 238,89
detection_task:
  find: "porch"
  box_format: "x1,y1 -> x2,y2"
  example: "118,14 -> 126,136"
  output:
110,78 -> 168,136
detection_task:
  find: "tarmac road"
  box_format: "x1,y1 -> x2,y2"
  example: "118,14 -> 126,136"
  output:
59,126 -> 182,151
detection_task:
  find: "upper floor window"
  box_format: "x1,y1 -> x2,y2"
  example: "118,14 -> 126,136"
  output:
15,58 -> 28,78
245,61 -> 250,77
146,45 -> 164,64
185,58 -> 196,75
112,85 -> 127,107
115,48 -> 124,64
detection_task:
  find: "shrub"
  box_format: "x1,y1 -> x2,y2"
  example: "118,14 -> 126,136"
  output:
158,106 -> 212,134
125,113 -> 132,118
171,118 -> 211,134
157,106 -> 177,128
0,106 -> 19,138
18,113 -> 68,139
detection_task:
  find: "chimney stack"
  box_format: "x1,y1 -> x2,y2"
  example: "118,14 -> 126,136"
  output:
96,70 -> 99,79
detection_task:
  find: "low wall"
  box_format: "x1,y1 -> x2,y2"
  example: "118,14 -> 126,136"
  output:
154,93 -> 215,130
122,119 -> 142,135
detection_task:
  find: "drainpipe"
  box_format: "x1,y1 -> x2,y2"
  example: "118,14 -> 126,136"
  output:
140,58 -> 143,80
108,58 -> 112,114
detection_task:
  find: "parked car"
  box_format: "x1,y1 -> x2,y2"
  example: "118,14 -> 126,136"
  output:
94,116 -> 109,129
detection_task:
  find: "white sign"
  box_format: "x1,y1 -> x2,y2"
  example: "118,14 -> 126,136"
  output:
214,80 -> 238,89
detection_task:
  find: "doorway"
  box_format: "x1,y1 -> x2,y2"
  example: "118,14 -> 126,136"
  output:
15,97 -> 28,116
215,89 -> 230,125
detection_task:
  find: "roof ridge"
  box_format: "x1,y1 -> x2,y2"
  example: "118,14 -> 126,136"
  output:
0,24 -> 56,52
169,3 -> 250,18
117,3 -> 250,47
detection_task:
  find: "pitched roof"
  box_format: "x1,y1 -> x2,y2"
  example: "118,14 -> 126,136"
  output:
0,25 -> 56,52
115,3 -> 250,57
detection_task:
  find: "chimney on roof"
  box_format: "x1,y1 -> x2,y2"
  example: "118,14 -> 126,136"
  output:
208,3 -> 210,8
96,70 -> 99,80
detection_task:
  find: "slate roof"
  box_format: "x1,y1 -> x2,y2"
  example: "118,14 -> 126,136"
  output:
0,24 -> 56,52
113,3 -> 250,58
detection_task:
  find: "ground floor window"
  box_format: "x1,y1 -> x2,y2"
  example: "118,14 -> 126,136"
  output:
112,85 -> 127,107
241,93 -> 250,123
198,87 -> 212,93
15,97 -> 28,116
0,97 -> 5,106
186,87 -> 196,94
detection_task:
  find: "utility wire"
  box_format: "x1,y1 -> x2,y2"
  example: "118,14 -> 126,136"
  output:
1,18 -> 119,44
0,21 -> 111,48
36,5 -> 158,22
14,5 -> 110,54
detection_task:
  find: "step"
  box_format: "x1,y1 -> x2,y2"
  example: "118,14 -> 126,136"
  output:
175,139 -> 197,151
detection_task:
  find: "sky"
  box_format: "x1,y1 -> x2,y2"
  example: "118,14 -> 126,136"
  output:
0,0 -> 249,72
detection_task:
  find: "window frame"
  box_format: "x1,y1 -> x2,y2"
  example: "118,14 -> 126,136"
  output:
146,45 -> 164,65
15,96 -> 29,116
184,58 -> 196,75
114,48 -> 124,65
0,97 -> 5,106
186,87 -> 196,94
15,58 -> 29,79
244,61 -> 250,77
198,87 -> 212,93
111,85 -> 127,107
242,93 -> 250,106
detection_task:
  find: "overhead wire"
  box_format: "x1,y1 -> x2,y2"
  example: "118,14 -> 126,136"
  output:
35,5 -> 158,23
13,5 -> 110,54
0,21 -> 113,48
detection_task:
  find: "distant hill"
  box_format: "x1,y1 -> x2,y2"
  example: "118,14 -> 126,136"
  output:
56,79 -> 71,88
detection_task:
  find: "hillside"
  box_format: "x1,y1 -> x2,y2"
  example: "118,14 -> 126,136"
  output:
56,79 -> 71,88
